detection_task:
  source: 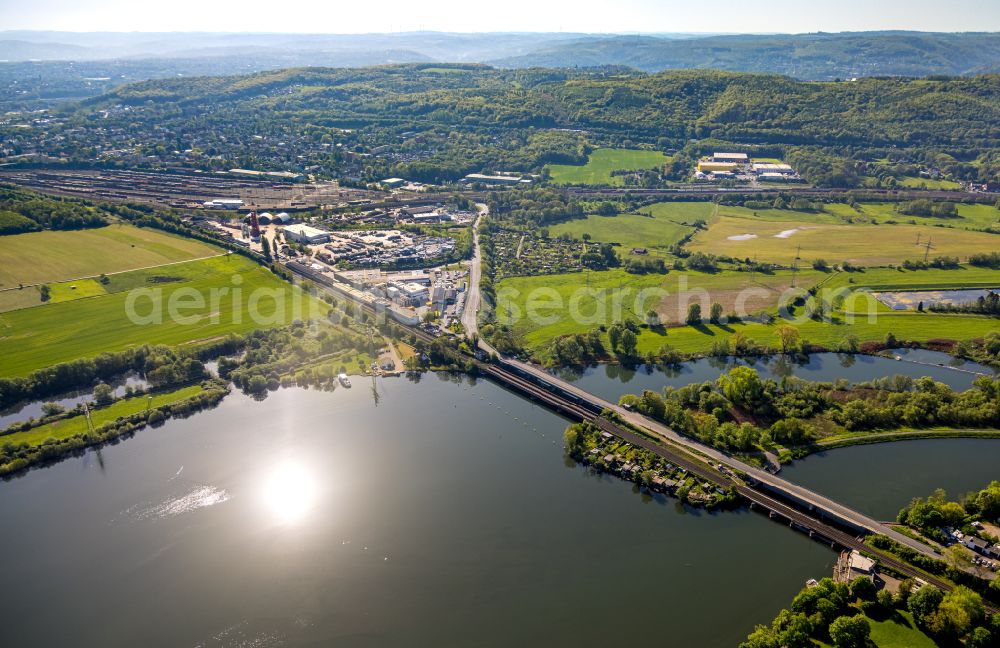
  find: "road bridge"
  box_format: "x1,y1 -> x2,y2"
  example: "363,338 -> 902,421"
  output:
283,228 -> 985,595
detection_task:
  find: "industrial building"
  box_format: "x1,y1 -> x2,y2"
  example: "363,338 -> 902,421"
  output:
751,163 -> 795,175
712,152 -> 749,163
697,161 -> 740,173
282,223 -> 331,244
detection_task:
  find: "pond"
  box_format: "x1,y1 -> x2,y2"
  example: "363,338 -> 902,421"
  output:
875,287 -> 999,310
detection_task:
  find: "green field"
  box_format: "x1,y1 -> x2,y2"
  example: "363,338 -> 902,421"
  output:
0,224 -> 221,289
0,255 -> 328,378
497,267 -> 826,345
824,202 -> 1000,230
688,214 -> 1000,266
897,176 -> 963,190
547,148 -> 670,186
495,261 -> 1000,358
824,265 -> 1000,293
2,385 -> 205,447
548,212 -> 696,259
626,311 -> 1000,356
868,611 -> 936,648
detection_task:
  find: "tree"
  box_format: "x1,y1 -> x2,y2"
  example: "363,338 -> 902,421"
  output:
968,626 -> 992,648
718,366 -> 766,410
686,303 -> 702,326
581,232 -> 591,242
945,545 -> 977,576
927,586 -> 984,639
40,402 -> 65,417
563,426 -> 581,450
92,383 -> 114,406
908,585 -> 944,627
850,576 -> 877,601
739,626 -> 780,648
619,329 -> 638,356
828,614 -> 870,648
710,302 -> 724,324
776,325 -> 801,353
646,309 -> 660,327
39,284 -> 50,302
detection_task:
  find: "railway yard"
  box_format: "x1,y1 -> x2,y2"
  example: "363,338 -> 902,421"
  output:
0,168 -> 376,210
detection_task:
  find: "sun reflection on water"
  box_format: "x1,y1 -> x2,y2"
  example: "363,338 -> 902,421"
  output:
261,461 -> 316,524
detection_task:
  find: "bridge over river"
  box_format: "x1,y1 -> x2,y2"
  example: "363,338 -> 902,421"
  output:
286,225 -> 995,602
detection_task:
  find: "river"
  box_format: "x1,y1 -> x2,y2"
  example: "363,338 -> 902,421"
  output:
0,365 -> 997,647
0,376 -> 831,647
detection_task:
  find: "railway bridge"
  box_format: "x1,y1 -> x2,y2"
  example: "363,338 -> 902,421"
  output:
284,255 -> 994,601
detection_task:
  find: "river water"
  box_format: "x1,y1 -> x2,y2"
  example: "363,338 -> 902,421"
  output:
0,358 -> 997,647
0,377 -> 832,647
553,350 -> 996,404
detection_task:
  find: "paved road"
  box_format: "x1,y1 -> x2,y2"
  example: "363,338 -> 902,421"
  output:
460,203 -> 486,340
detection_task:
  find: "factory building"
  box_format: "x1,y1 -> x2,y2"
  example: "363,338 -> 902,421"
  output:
752,163 -> 795,175
282,223 -> 331,245
697,161 -> 739,173
712,152 -> 749,163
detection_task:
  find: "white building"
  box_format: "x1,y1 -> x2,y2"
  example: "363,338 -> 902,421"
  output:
283,223 -> 331,244
847,550 -> 876,580
752,162 -> 795,174
202,198 -> 244,210
386,281 -> 429,307
712,152 -> 749,163
462,173 -> 523,185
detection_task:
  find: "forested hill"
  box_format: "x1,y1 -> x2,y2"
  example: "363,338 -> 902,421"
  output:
11,65 -> 1000,184
492,32 -> 1000,80
74,65 -> 1000,147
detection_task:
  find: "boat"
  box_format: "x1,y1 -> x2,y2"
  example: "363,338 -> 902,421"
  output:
338,373 -> 352,388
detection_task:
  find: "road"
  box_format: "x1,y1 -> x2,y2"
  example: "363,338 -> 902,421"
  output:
459,203 -> 486,340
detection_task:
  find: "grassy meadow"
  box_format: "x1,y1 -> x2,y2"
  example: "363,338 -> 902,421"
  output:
547,148 -> 670,186
0,224 -> 221,289
548,211 -> 697,259
496,267 -> 827,342
688,215 -> 1000,266
0,255 -> 328,378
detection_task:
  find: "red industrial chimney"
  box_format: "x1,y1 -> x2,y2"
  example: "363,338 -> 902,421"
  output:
249,208 -> 261,238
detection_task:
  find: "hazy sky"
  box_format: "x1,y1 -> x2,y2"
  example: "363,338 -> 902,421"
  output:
3,0 -> 999,34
